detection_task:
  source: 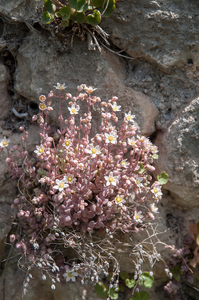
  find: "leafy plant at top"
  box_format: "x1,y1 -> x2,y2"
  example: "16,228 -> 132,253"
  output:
42,0 -> 116,27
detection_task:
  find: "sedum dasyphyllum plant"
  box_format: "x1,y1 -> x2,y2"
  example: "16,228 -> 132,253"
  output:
1,83 -> 170,298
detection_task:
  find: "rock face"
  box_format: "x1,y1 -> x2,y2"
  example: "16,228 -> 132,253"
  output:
0,0 -> 199,299
155,97 -> 199,207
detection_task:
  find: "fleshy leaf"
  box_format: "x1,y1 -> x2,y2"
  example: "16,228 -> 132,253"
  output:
142,272 -> 154,288
171,265 -> 182,282
42,11 -> 54,24
120,271 -> 128,280
86,10 -> 101,25
60,6 -> 71,19
157,172 -> 169,184
44,0 -> 56,13
94,282 -> 108,298
70,12 -> 85,23
69,0 -> 78,9
125,278 -> 136,288
92,0 -> 104,6
152,153 -> 159,159
77,0 -> 88,12
109,287 -> 118,299
130,291 -> 149,300
99,0 -> 115,17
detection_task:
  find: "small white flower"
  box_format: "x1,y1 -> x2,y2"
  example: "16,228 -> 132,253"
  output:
150,203 -> 159,213
128,137 -> 136,146
64,174 -> 76,184
105,172 -> 119,186
84,86 -> 97,94
68,104 -> 80,115
134,210 -> 144,223
63,270 -> 78,282
63,139 -> 71,148
54,83 -> 67,90
121,159 -> 129,168
125,111 -> 135,122
87,144 -> 101,157
135,175 -> 143,188
0,136 -> 10,148
111,102 -> 121,112
53,179 -> 69,191
115,195 -> 124,205
105,131 -> 118,144
34,145 -> 44,156
151,186 -> 162,198
39,95 -> 46,102
39,103 -> 47,110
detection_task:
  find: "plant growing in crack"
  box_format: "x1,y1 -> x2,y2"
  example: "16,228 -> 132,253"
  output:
42,0 -> 115,51
1,83 -> 172,299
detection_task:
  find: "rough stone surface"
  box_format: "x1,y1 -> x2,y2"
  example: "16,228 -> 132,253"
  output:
0,0 -> 199,299
155,97 -> 199,207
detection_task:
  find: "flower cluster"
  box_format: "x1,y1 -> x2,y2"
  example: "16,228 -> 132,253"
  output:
2,84 -> 168,296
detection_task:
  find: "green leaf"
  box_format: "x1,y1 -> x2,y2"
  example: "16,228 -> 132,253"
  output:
42,11 -> 54,24
120,271 -> 129,280
55,11 -> 61,17
152,153 -> 159,159
142,272 -> 154,288
61,20 -> 69,27
69,0 -> 77,9
44,0 -> 56,13
70,12 -> 85,23
138,163 -> 146,174
92,0 -> 104,6
157,171 -> 169,184
125,278 -> 136,288
109,287 -> 118,300
94,282 -> 108,298
99,0 -> 115,17
86,10 -> 101,25
171,265 -> 182,282
130,291 -> 149,300
60,6 -> 71,19
76,0 -> 88,12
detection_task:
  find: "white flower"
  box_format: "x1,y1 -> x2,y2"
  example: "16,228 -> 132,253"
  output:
87,144 -> 101,157
111,102 -> 121,112
125,111 -> 135,122
53,179 -> 69,191
134,210 -> 144,223
63,270 -> 78,282
121,160 -> 129,168
150,203 -> 159,213
54,83 -> 67,90
105,172 -> 119,186
128,137 -> 136,146
34,145 -> 44,156
64,174 -> 76,184
135,175 -> 143,188
39,103 -> 47,110
115,195 -> 124,205
63,139 -> 72,148
0,136 -> 10,148
68,104 -> 80,115
151,186 -> 162,198
105,131 -> 118,144
84,86 -> 97,94
39,95 -> 46,102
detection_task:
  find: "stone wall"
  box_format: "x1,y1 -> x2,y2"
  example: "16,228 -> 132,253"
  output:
0,0 -> 199,299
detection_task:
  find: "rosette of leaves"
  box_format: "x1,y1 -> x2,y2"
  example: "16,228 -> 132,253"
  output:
42,0 -> 115,27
